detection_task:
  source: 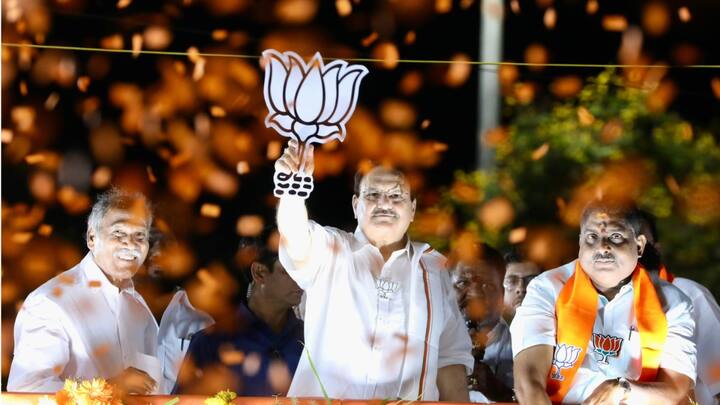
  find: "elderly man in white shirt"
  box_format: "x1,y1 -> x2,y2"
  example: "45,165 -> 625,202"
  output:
8,188 -> 211,394
274,140 -> 473,401
511,201 -> 696,404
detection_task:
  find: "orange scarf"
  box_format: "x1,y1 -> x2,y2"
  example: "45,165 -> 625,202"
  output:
547,262 -> 668,403
658,264 -> 675,282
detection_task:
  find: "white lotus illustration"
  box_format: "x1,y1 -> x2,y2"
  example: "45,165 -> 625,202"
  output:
262,49 -> 369,144
551,343 -> 582,380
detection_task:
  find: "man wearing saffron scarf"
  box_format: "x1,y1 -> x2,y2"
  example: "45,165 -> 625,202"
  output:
511,201 -> 697,404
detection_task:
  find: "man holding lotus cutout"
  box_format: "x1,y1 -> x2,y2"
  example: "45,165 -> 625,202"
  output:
274,140 -> 472,401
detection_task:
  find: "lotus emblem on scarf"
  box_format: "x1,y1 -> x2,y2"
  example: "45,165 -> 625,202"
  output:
550,343 -> 582,381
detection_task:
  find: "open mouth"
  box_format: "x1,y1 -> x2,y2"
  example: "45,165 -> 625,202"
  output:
115,249 -> 140,261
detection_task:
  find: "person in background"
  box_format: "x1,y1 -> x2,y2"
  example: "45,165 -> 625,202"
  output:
512,200 -> 696,404
638,211 -> 720,405
502,249 -> 543,323
453,245 -> 515,403
174,241 -> 304,396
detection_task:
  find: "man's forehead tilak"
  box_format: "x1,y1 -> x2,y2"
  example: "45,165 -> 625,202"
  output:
582,211 -> 632,233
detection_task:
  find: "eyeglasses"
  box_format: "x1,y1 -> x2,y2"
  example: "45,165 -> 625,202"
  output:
503,274 -> 538,290
360,189 -> 409,204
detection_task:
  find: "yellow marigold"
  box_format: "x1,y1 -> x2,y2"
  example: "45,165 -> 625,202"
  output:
204,389 -> 238,405
56,378 -> 121,405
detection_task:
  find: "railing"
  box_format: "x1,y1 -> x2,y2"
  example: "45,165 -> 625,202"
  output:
1,393 -> 516,405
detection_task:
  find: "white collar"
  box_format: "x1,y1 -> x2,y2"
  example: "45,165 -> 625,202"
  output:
353,226 -> 414,260
81,252 -> 136,299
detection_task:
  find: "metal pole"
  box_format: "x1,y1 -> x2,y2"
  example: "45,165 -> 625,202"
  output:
478,0 -> 504,169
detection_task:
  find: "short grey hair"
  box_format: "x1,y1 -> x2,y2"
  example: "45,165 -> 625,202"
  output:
86,187 -> 153,241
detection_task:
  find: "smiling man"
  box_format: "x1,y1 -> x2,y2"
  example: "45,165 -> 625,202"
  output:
7,188 -> 210,395
274,140 -> 472,400
510,200 -> 697,404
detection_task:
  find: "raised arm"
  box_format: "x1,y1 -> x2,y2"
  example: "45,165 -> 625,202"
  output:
275,139 -> 314,263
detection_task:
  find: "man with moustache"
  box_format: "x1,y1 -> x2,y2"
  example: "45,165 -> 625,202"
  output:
8,188 -> 210,394
511,201 -> 696,404
274,140 -> 472,400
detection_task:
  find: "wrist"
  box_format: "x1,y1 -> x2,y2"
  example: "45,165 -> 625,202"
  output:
615,377 -> 631,403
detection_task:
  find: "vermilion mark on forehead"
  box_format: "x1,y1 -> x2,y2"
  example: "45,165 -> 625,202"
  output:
584,212 -> 630,232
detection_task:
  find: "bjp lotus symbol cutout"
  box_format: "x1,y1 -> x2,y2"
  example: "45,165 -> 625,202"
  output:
262,49 -> 369,198
550,343 -> 582,381
592,333 -> 623,365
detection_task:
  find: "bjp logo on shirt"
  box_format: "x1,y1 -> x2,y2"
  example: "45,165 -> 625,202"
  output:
592,333 -> 623,365
551,343 -> 582,381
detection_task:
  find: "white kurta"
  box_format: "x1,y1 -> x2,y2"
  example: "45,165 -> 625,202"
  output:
510,261 -> 697,404
8,253 -> 212,394
279,222 -> 473,400
673,277 -> 720,405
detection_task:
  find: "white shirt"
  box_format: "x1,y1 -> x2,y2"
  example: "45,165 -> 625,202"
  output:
8,253 -> 213,394
8,253 -> 160,392
673,277 -> 720,405
279,222 -> 473,400
510,261 -> 697,404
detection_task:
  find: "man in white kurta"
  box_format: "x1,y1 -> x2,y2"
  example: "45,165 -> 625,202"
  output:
511,203 -> 697,404
275,140 -> 472,400
8,188 -> 212,394
511,260 -> 697,403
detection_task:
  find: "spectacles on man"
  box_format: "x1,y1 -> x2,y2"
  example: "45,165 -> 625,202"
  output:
503,274 -> 538,290
360,189 -> 409,204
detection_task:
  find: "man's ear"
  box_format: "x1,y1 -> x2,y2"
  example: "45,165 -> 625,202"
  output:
636,234 -> 647,257
352,194 -> 359,219
410,198 -> 417,222
250,262 -> 269,284
87,228 -> 96,251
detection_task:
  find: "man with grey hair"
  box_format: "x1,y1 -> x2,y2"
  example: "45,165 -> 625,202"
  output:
8,188 -> 212,394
